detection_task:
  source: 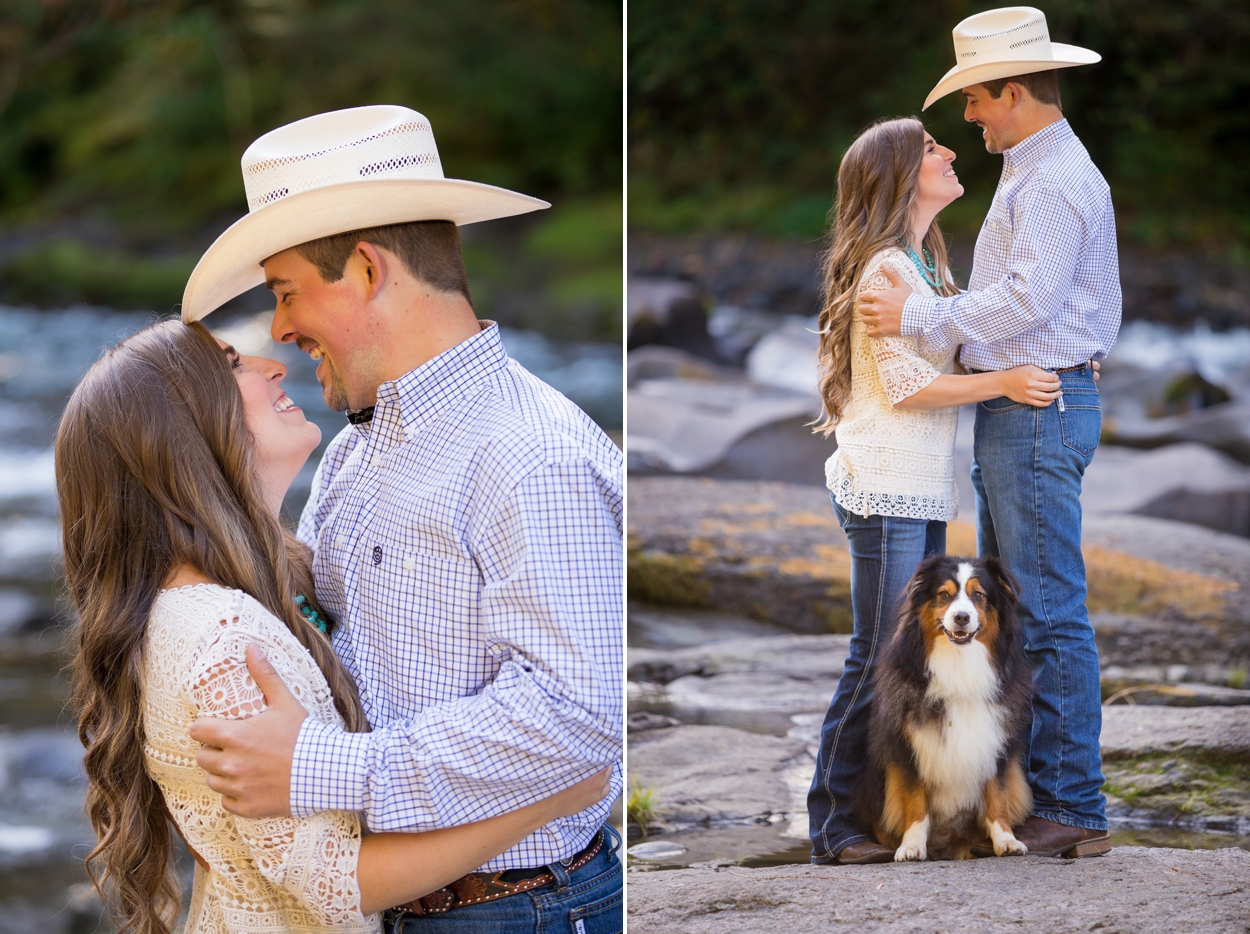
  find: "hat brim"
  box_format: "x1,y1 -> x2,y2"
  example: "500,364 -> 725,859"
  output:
181,178 -> 548,322
922,43 -> 1101,110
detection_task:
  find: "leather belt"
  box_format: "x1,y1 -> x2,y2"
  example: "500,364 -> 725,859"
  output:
967,361 -> 1090,375
387,828 -> 606,917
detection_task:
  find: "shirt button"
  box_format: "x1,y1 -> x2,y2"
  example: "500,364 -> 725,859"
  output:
372,546 -> 383,565
403,556 -> 417,571
371,455 -> 384,469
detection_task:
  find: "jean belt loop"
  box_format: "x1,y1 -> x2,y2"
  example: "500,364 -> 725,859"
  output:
547,858 -> 572,891
603,824 -> 622,862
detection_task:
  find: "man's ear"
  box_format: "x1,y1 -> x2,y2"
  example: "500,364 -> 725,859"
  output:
353,241 -> 389,302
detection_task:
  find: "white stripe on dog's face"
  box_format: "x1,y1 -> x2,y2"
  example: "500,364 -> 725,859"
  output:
941,562 -> 981,645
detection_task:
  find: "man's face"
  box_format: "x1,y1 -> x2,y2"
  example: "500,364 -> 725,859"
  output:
961,84 -> 1016,154
264,247 -> 378,412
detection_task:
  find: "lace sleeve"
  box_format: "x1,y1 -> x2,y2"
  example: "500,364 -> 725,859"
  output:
860,261 -> 942,405
187,622 -> 368,926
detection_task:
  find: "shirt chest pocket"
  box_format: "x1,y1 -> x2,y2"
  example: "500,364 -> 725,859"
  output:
358,546 -> 493,705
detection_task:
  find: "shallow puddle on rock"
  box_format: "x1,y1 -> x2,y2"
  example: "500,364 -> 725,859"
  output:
628,823 -> 811,871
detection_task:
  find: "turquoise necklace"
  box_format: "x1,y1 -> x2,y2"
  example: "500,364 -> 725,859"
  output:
295,594 -> 328,634
900,239 -> 943,291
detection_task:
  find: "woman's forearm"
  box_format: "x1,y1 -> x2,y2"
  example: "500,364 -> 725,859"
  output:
356,799 -> 554,916
894,372 -> 1003,410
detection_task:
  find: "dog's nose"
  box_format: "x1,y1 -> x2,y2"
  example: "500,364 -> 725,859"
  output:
953,612 -> 970,629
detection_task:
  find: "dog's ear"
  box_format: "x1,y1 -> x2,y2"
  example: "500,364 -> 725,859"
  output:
894,614 -> 928,682
981,555 -> 1020,606
981,555 -> 1025,674
892,575 -> 931,683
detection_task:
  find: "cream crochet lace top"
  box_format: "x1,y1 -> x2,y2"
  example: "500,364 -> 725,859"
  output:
824,247 -> 959,521
141,584 -> 380,933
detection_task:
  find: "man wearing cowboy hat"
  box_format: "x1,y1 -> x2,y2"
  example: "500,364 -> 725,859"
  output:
184,105 -> 623,929
860,7 -> 1120,859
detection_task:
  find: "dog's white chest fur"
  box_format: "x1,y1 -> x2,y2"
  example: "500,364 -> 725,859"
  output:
911,636 -> 1006,820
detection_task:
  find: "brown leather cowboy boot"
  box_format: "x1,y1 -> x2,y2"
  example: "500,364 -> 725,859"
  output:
1013,816 -> 1111,858
835,840 -> 895,864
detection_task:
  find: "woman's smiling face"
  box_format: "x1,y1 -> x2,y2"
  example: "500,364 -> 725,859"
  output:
217,339 -> 321,503
915,132 -> 964,214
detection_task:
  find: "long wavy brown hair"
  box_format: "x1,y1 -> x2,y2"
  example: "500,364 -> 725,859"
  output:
55,319 -> 368,934
813,117 -> 960,435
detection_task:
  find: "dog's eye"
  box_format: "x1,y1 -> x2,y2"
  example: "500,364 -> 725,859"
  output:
935,592 -> 951,603
972,591 -> 985,603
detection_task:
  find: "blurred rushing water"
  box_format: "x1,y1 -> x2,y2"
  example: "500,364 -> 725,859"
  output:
0,304 -> 621,931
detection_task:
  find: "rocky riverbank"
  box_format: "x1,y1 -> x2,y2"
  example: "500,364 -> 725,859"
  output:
629,233 -> 1250,332
626,475 -> 1250,880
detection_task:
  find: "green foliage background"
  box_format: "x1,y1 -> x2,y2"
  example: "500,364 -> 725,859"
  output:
629,0 -> 1250,251
0,0 -> 622,339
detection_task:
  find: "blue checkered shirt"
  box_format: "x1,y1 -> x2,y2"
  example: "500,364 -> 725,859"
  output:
290,322 -> 623,871
900,119 -> 1122,370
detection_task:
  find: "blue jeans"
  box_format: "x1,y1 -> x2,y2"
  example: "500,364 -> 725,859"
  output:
385,826 -> 622,933
807,498 -> 946,861
971,364 -> 1107,831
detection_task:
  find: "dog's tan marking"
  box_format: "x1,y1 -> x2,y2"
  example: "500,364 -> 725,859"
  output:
917,584 -> 956,655
881,763 -> 930,860
982,759 -> 1032,856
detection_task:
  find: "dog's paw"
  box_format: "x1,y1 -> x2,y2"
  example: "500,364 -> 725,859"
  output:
894,843 -> 927,862
995,837 -> 1027,857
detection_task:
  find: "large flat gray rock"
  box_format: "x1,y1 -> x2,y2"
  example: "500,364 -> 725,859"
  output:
629,633 -> 849,686
1101,705 -> 1250,760
627,847 -> 1250,934
628,725 -> 810,826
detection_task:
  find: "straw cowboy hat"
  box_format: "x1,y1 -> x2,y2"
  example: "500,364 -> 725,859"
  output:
181,105 -> 548,322
922,6 -> 1100,111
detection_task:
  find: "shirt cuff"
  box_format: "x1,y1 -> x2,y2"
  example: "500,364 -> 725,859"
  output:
290,717 -> 372,818
900,292 -> 935,337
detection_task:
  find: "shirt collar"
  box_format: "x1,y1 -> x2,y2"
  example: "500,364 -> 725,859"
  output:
1002,118 -> 1073,175
372,320 -> 508,434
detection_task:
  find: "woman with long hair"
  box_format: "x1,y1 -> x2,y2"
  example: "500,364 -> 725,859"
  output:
805,117 -> 1062,865
56,319 -> 609,933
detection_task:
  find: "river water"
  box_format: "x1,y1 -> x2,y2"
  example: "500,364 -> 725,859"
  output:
0,304 -> 622,932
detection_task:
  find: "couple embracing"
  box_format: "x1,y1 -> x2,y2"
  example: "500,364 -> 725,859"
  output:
807,8 -> 1121,864
58,106 -> 623,932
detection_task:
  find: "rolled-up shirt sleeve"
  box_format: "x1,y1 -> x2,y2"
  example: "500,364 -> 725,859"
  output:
901,185 -> 1085,351
289,457 -> 623,832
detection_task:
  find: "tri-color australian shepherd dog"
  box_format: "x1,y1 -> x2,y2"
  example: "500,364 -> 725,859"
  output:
854,555 -> 1034,861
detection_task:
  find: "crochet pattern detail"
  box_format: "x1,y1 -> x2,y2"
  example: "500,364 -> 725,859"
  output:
141,585 -> 378,933
824,248 -> 959,522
